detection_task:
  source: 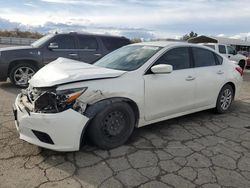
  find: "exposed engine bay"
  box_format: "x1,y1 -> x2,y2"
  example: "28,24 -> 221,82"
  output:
21,86 -> 88,113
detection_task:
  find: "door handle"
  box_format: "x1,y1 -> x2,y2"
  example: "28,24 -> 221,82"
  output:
94,53 -> 102,56
186,76 -> 195,81
228,55 -> 231,58
217,70 -> 224,75
69,53 -> 78,56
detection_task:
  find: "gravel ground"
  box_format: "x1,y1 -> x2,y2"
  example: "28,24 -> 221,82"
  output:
0,71 -> 250,188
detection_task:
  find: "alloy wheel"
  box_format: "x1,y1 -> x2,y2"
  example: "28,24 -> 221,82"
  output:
220,88 -> 232,110
13,66 -> 35,86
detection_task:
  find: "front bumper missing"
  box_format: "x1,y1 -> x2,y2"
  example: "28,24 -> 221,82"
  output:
13,94 -> 89,151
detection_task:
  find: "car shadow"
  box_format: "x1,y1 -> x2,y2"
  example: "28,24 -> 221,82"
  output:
0,81 -> 21,95
35,100 -> 250,187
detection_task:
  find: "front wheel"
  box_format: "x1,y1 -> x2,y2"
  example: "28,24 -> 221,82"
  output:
9,63 -> 37,87
215,84 -> 234,113
87,102 -> 135,149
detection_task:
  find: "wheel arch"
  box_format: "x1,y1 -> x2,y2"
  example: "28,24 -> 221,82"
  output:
79,97 -> 140,148
85,97 -> 140,125
223,82 -> 236,98
8,59 -> 39,76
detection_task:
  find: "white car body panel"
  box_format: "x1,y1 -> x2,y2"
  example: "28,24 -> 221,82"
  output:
15,94 -> 89,151
144,68 -> 196,121
29,57 -> 126,87
194,66 -> 226,107
229,53 -> 246,63
14,41 -> 243,151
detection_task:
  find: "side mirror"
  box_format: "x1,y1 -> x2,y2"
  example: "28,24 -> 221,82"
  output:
151,64 -> 173,74
233,50 -> 237,55
48,42 -> 58,50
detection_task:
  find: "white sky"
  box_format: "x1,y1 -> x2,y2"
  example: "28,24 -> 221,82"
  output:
0,0 -> 250,39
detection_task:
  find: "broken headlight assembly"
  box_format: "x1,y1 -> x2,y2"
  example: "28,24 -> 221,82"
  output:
33,87 -> 87,113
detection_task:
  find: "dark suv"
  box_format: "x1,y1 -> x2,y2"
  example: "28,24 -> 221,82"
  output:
0,32 -> 130,86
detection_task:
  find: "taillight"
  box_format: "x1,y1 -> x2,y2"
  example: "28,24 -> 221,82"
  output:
235,67 -> 243,76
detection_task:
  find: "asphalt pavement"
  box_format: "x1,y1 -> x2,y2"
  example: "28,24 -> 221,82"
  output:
0,71 -> 250,188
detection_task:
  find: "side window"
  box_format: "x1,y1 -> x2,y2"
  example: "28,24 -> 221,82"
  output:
50,35 -> 75,49
78,35 -> 98,50
218,45 -> 226,54
192,47 -> 216,67
227,46 -> 236,55
101,37 -> 130,51
155,47 -> 190,70
215,54 -> 223,65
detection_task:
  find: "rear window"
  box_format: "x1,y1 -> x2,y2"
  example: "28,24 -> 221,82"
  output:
101,37 -> 130,51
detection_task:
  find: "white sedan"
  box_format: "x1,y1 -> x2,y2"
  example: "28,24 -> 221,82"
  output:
13,41 -> 243,151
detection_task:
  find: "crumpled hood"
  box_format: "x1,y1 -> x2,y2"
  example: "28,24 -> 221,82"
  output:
29,57 -> 126,87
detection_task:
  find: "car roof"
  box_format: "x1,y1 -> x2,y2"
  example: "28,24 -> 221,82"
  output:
199,43 -> 229,46
129,41 -> 223,56
56,32 -> 129,39
199,43 -> 216,45
130,41 -> 207,48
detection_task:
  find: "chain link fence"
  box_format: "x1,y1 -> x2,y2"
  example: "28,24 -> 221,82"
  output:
0,37 -> 37,45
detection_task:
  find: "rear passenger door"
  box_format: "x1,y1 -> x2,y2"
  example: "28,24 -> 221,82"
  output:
192,47 -> 225,108
76,35 -> 104,63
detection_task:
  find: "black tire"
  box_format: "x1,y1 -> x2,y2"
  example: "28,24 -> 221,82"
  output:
87,102 -> 135,149
239,60 -> 246,70
9,63 -> 37,87
215,84 -> 234,114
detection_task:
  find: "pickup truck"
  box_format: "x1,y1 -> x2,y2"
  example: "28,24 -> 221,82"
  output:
200,43 -> 246,69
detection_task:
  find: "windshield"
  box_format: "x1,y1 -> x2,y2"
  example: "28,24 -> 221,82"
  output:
31,34 -> 54,48
94,45 -> 162,71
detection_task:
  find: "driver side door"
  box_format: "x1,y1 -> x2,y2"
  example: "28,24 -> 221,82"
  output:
143,47 -> 196,121
42,34 -> 79,65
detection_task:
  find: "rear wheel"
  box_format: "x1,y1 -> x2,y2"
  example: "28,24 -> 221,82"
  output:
215,84 -> 234,113
87,102 -> 135,149
9,63 -> 37,87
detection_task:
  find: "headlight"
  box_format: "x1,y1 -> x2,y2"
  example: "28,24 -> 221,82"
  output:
33,87 -> 87,113
56,87 -> 87,104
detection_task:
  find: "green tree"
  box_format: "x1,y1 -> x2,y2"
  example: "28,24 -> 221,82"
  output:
181,31 -> 198,41
0,29 -> 44,39
130,38 -> 142,43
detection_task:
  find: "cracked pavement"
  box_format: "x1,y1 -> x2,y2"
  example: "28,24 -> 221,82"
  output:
0,71 -> 250,188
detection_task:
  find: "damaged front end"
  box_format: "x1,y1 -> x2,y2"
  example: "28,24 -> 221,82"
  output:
14,85 -> 91,151
22,86 -> 88,113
